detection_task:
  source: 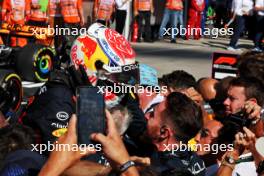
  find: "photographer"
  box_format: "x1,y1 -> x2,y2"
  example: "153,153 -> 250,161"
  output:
223,77 -> 264,137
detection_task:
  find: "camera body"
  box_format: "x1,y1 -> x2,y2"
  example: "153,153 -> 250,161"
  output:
227,111 -> 252,129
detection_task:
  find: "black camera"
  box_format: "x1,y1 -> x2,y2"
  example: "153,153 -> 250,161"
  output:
226,111 -> 252,129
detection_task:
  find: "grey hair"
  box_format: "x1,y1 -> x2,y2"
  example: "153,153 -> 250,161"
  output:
108,105 -> 132,135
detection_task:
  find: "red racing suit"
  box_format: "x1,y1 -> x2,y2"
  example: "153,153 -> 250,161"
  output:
186,0 -> 205,40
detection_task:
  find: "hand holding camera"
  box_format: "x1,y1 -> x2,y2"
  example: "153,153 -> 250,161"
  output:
244,100 -> 262,121
227,100 -> 262,130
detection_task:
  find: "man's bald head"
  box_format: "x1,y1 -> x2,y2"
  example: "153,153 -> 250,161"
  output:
198,78 -> 218,101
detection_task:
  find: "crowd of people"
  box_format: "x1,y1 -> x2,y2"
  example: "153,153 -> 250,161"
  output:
95,0 -> 264,51
0,41 -> 264,176
0,0 -> 264,176
0,0 -> 263,50
136,0 -> 264,52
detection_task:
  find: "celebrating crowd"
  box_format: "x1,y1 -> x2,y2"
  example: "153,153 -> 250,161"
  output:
0,45 -> 264,176
0,0 -> 264,176
0,0 -> 264,50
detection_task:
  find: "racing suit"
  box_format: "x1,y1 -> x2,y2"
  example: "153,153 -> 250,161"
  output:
94,0 -> 115,26
1,0 -> 30,46
186,0 -> 205,40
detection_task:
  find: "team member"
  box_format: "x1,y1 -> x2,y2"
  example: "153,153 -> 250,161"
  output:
134,0 -> 154,42
1,0 -> 30,47
186,0 -> 205,40
93,0 -> 115,26
145,92 -> 206,175
60,0 -> 84,26
115,0 -> 131,34
253,0 -> 264,52
226,0 -> 253,51
158,0 -> 184,43
28,0 -> 49,27
49,0 -> 63,49
60,0 -> 84,52
214,0 -> 229,28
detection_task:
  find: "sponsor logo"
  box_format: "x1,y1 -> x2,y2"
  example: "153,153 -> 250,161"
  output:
56,111 -> 69,121
52,128 -> 68,137
98,38 -> 120,65
38,86 -> 47,95
109,66 -> 122,73
214,56 -> 237,65
51,122 -> 68,129
122,64 -> 139,72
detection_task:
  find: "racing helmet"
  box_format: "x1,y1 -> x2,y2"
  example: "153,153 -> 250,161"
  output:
70,23 -> 137,106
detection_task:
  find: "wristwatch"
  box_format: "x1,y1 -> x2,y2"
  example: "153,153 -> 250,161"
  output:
221,155 -> 237,170
252,109 -> 264,125
257,160 -> 264,174
119,160 -> 136,173
225,155 -> 236,164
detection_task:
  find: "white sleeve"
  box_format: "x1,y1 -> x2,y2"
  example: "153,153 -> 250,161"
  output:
232,162 -> 258,176
231,0 -> 236,12
115,0 -> 123,8
233,0 -> 241,14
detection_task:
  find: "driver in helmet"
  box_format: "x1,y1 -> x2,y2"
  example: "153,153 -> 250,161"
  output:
21,23 -> 147,160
